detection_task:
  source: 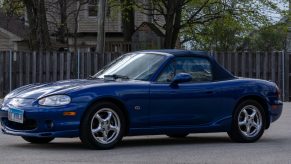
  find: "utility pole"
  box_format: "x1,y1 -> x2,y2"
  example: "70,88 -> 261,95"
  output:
285,0 -> 291,101
96,0 -> 106,66
286,0 -> 291,53
287,0 -> 291,52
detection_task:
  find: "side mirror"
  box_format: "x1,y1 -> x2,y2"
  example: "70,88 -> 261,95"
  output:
171,73 -> 192,87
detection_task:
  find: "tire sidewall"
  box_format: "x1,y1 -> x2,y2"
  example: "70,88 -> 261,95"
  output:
80,102 -> 125,149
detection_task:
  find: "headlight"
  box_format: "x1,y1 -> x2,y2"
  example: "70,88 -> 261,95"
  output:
9,98 -> 35,107
38,95 -> 71,106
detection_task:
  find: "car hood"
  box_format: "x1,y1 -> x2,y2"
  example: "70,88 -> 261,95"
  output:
5,79 -> 105,99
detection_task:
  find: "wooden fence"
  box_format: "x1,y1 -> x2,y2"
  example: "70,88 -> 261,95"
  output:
0,50 -> 289,101
0,51 -> 122,97
105,42 -> 131,52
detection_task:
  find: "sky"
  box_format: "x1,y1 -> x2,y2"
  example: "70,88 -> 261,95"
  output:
267,0 -> 288,22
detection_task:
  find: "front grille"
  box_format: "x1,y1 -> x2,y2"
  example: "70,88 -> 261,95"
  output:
2,118 -> 37,130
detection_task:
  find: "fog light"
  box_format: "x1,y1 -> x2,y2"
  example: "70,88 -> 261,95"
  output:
63,112 -> 76,116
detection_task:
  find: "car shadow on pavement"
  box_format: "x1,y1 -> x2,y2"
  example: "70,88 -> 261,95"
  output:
8,134 -> 284,150
8,135 -> 233,150
10,141 -> 89,150
118,135 -> 231,148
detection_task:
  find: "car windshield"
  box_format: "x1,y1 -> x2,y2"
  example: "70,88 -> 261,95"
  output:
93,53 -> 167,81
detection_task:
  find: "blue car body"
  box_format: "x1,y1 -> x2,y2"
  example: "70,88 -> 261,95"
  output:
0,50 -> 283,138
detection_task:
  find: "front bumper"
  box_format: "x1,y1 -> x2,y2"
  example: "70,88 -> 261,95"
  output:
0,103 -> 85,138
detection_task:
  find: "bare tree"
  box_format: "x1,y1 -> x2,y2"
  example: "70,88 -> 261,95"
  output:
45,0 -> 90,51
137,0 -> 228,49
96,0 -> 106,55
23,0 -> 51,51
120,0 -> 135,41
58,0 -> 68,44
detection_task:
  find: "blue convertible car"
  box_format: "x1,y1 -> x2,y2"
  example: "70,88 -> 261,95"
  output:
0,50 -> 283,149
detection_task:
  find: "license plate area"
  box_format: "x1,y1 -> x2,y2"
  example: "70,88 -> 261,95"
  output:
8,108 -> 24,124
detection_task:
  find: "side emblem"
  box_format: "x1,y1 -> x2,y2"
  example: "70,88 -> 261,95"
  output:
134,106 -> 141,110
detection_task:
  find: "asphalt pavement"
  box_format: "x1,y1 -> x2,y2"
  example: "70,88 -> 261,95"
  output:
0,100 -> 290,164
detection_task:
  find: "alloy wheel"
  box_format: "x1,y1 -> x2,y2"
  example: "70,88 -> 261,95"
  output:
90,108 -> 121,144
238,105 -> 263,138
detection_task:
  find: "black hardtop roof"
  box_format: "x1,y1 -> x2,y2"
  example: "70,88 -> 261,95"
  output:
136,49 -> 234,81
137,49 -> 209,56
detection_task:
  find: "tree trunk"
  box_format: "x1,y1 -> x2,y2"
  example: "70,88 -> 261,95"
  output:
96,0 -> 106,66
58,0 -> 68,44
163,0 -> 183,49
23,0 -> 37,50
37,0 -> 51,51
23,0 -> 51,51
121,0 -> 135,41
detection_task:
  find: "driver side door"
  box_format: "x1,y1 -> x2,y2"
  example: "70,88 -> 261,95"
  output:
149,57 -> 222,127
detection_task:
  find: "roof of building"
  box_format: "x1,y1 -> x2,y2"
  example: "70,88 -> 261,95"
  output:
134,22 -> 164,37
0,9 -> 28,39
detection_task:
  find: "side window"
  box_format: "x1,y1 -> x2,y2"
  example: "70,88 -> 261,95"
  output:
157,61 -> 175,83
157,57 -> 213,83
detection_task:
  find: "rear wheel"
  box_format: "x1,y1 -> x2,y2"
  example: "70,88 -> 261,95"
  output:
227,100 -> 266,143
22,136 -> 54,144
80,102 -> 125,149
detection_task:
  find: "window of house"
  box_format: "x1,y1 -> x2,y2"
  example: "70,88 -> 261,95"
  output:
106,6 -> 111,17
88,0 -> 111,17
88,0 -> 98,16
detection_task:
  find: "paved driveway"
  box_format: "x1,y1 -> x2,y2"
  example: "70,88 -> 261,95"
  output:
0,101 -> 290,164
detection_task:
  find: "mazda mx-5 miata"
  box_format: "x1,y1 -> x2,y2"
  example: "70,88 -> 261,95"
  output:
0,50 -> 283,149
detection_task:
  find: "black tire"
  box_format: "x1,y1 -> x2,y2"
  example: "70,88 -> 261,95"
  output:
22,136 -> 54,144
167,133 -> 189,138
80,102 -> 126,149
227,100 -> 266,143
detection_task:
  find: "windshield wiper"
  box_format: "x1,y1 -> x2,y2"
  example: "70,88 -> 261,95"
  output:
104,74 -> 129,80
87,75 -> 102,80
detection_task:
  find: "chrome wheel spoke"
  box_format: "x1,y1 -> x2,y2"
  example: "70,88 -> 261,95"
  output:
102,131 -> 108,141
250,109 -> 257,119
242,109 -> 249,117
246,125 -> 251,134
109,125 -> 119,132
104,111 -> 112,122
239,119 -> 247,126
92,126 -> 102,134
252,121 -> 259,129
95,114 -> 104,122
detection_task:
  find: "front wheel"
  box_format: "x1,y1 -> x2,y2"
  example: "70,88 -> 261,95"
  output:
227,100 -> 266,143
80,102 -> 125,149
22,136 -> 54,144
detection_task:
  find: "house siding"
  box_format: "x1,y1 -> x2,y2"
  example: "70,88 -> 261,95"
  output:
0,34 -> 11,50
45,0 -> 160,35
0,29 -> 22,50
77,3 -> 121,33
